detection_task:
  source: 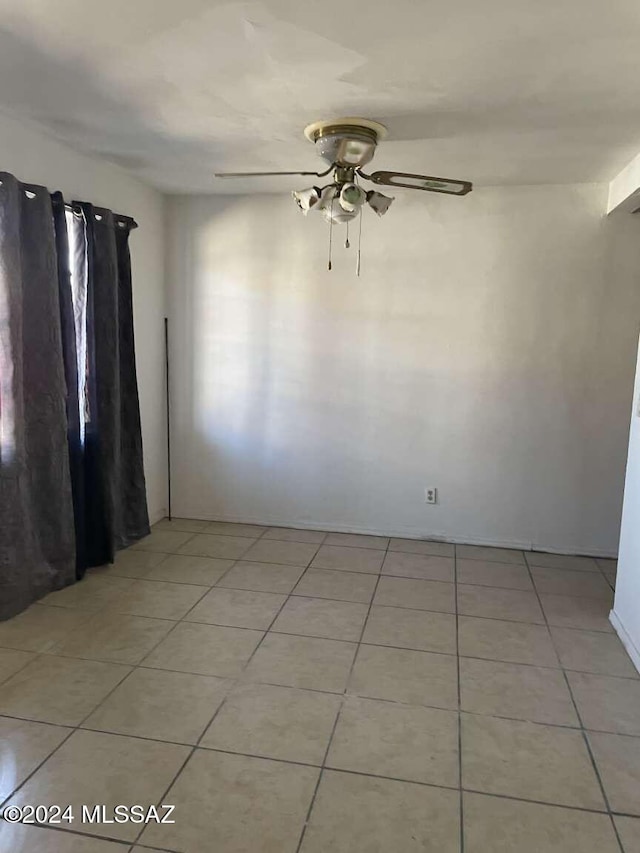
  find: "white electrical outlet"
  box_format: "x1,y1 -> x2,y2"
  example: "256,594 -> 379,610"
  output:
424,487 -> 438,504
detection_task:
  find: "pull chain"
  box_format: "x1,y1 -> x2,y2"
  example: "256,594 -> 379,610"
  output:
345,220 -> 350,249
356,208 -> 363,276
328,196 -> 334,271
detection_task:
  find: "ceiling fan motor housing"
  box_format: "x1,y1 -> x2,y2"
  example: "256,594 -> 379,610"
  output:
314,126 -> 378,167
304,119 -> 388,168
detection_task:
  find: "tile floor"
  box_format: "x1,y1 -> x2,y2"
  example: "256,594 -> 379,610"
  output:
0,521 -> 637,852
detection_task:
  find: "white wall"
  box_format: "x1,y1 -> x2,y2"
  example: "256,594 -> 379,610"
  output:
608,148 -> 640,213
0,112 -> 166,522
611,337 -> 640,670
166,184 -> 640,554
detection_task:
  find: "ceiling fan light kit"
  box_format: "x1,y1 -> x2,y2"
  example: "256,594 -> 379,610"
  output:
215,118 -> 472,273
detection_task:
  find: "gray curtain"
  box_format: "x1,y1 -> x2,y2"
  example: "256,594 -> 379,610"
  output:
0,172 -> 76,619
79,203 -> 150,566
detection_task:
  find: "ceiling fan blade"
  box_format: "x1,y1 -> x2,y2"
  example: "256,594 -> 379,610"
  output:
215,166 -> 334,179
363,170 -> 472,195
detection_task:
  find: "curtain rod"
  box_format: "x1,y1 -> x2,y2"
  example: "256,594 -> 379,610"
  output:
62,201 -> 138,229
1,175 -> 137,228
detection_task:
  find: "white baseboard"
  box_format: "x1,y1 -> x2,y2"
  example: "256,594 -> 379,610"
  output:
610,609 -> 640,675
163,509 -> 618,559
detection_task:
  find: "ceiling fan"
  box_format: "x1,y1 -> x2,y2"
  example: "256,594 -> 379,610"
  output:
214,118 -> 472,272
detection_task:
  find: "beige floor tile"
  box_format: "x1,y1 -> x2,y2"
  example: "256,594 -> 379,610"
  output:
293,569 -> 377,603
373,576 -> 455,613
460,657 -> 579,726
154,517 -> 210,533
50,612 -> 174,664
110,579 -> 206,620
7,729 -> 188,842
362,605 -> 456,654
388,537 -> 455,557
202,521 -> 267,536
381,551 -> 454,582
143,622 -> 263,677
40,574 -> 134,611
568,672 -> 640,735
457,559 -> 533,590
140,749 -> 318,853
109,548 -> 167,578
323,532 -> 389,549
0,824 -> 128,853
526,552 -> 600,572
0,656 -> 130,725
145,554 -> 234,586
550,627 -> 638,677
244,633 -> 356,692
300,770 -> 460,853
463,792 -> 620,853
532,567 -> 613,599
310,545 -> 384,573
456,544 -> 525,564
177,533 -> 256,559
458,584 -> 544,623
186,587 -> 286,629
541,593 -> 614,632
132,529 -> 195,552
0,647 -> 36,682
348,644 -> 458,708
130,848 -> 167,853
462,713 -> 605,809
588,731 -> 640,815
83,667 -> 229,744
242,539 -> 319,566
598,559 -> 617,585
0,605 -> 93,653
271,596 -> 368,641
327,696 -> 458,786
0,717 -> 69,800
458,616 -> 559,667
217,561 -> 306,594
201,682 -> 341,764
262,527 -> 327,544
615,816 -> 640,853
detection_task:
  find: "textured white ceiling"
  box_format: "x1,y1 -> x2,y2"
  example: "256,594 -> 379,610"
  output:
1,0 -> 640,193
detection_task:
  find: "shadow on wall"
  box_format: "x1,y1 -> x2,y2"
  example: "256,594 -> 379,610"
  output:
188,196 -> 329,516
168,189 -> 640,553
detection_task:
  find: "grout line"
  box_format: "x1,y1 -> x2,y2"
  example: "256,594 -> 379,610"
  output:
0,534 -> 629,851
1,606 -> 633,681
0,561 -> 222,817
128,539 -> 327,848
32,590 -> 617,636
0,650 -> 43,689
153,521 -> 619,564
454,537 -> 465,852
294,537 -> 388,853
5,772 -> 632,853
4,692 -> 640,744
0,819 -> 140,849
9,750 -> 634,853
0,655 -> 135,811
2,699 -> 639,755
32,566 -> 615,629
522,551 -> 626,853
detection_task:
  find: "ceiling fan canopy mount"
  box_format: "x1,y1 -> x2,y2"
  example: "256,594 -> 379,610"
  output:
303,118 -> 388,168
